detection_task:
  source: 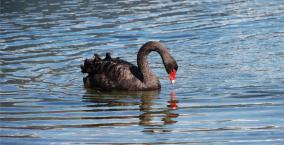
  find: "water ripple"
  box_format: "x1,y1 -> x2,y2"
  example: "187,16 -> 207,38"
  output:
1,0 -> 284,144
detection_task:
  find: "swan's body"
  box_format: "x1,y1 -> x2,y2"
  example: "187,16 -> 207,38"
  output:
81,41 -> 178,91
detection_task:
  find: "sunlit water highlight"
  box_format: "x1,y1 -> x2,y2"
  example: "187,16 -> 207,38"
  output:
1,0 -> 284,144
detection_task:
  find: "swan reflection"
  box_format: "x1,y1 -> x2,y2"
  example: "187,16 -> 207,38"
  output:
83,90 -> 179,129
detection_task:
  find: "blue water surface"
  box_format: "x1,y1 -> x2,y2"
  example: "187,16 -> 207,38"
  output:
1,0 -> 284,144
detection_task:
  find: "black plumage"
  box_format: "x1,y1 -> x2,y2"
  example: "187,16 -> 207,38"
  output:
81,41 -> 178,91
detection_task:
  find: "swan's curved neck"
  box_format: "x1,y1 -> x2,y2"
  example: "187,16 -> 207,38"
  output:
137,41 -> 171,83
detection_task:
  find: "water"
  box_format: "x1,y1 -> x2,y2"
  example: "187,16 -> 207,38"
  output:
1,0 -> 284,144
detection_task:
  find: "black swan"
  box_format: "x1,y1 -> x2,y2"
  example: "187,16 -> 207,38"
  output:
80,41 -> 178,91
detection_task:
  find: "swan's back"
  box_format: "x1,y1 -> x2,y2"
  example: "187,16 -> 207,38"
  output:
81,53 -> 150,90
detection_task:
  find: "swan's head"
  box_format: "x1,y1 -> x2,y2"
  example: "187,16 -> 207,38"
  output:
165,58 -> 178,84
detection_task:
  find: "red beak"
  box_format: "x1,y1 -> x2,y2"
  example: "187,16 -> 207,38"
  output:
169,69 -> 176,84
